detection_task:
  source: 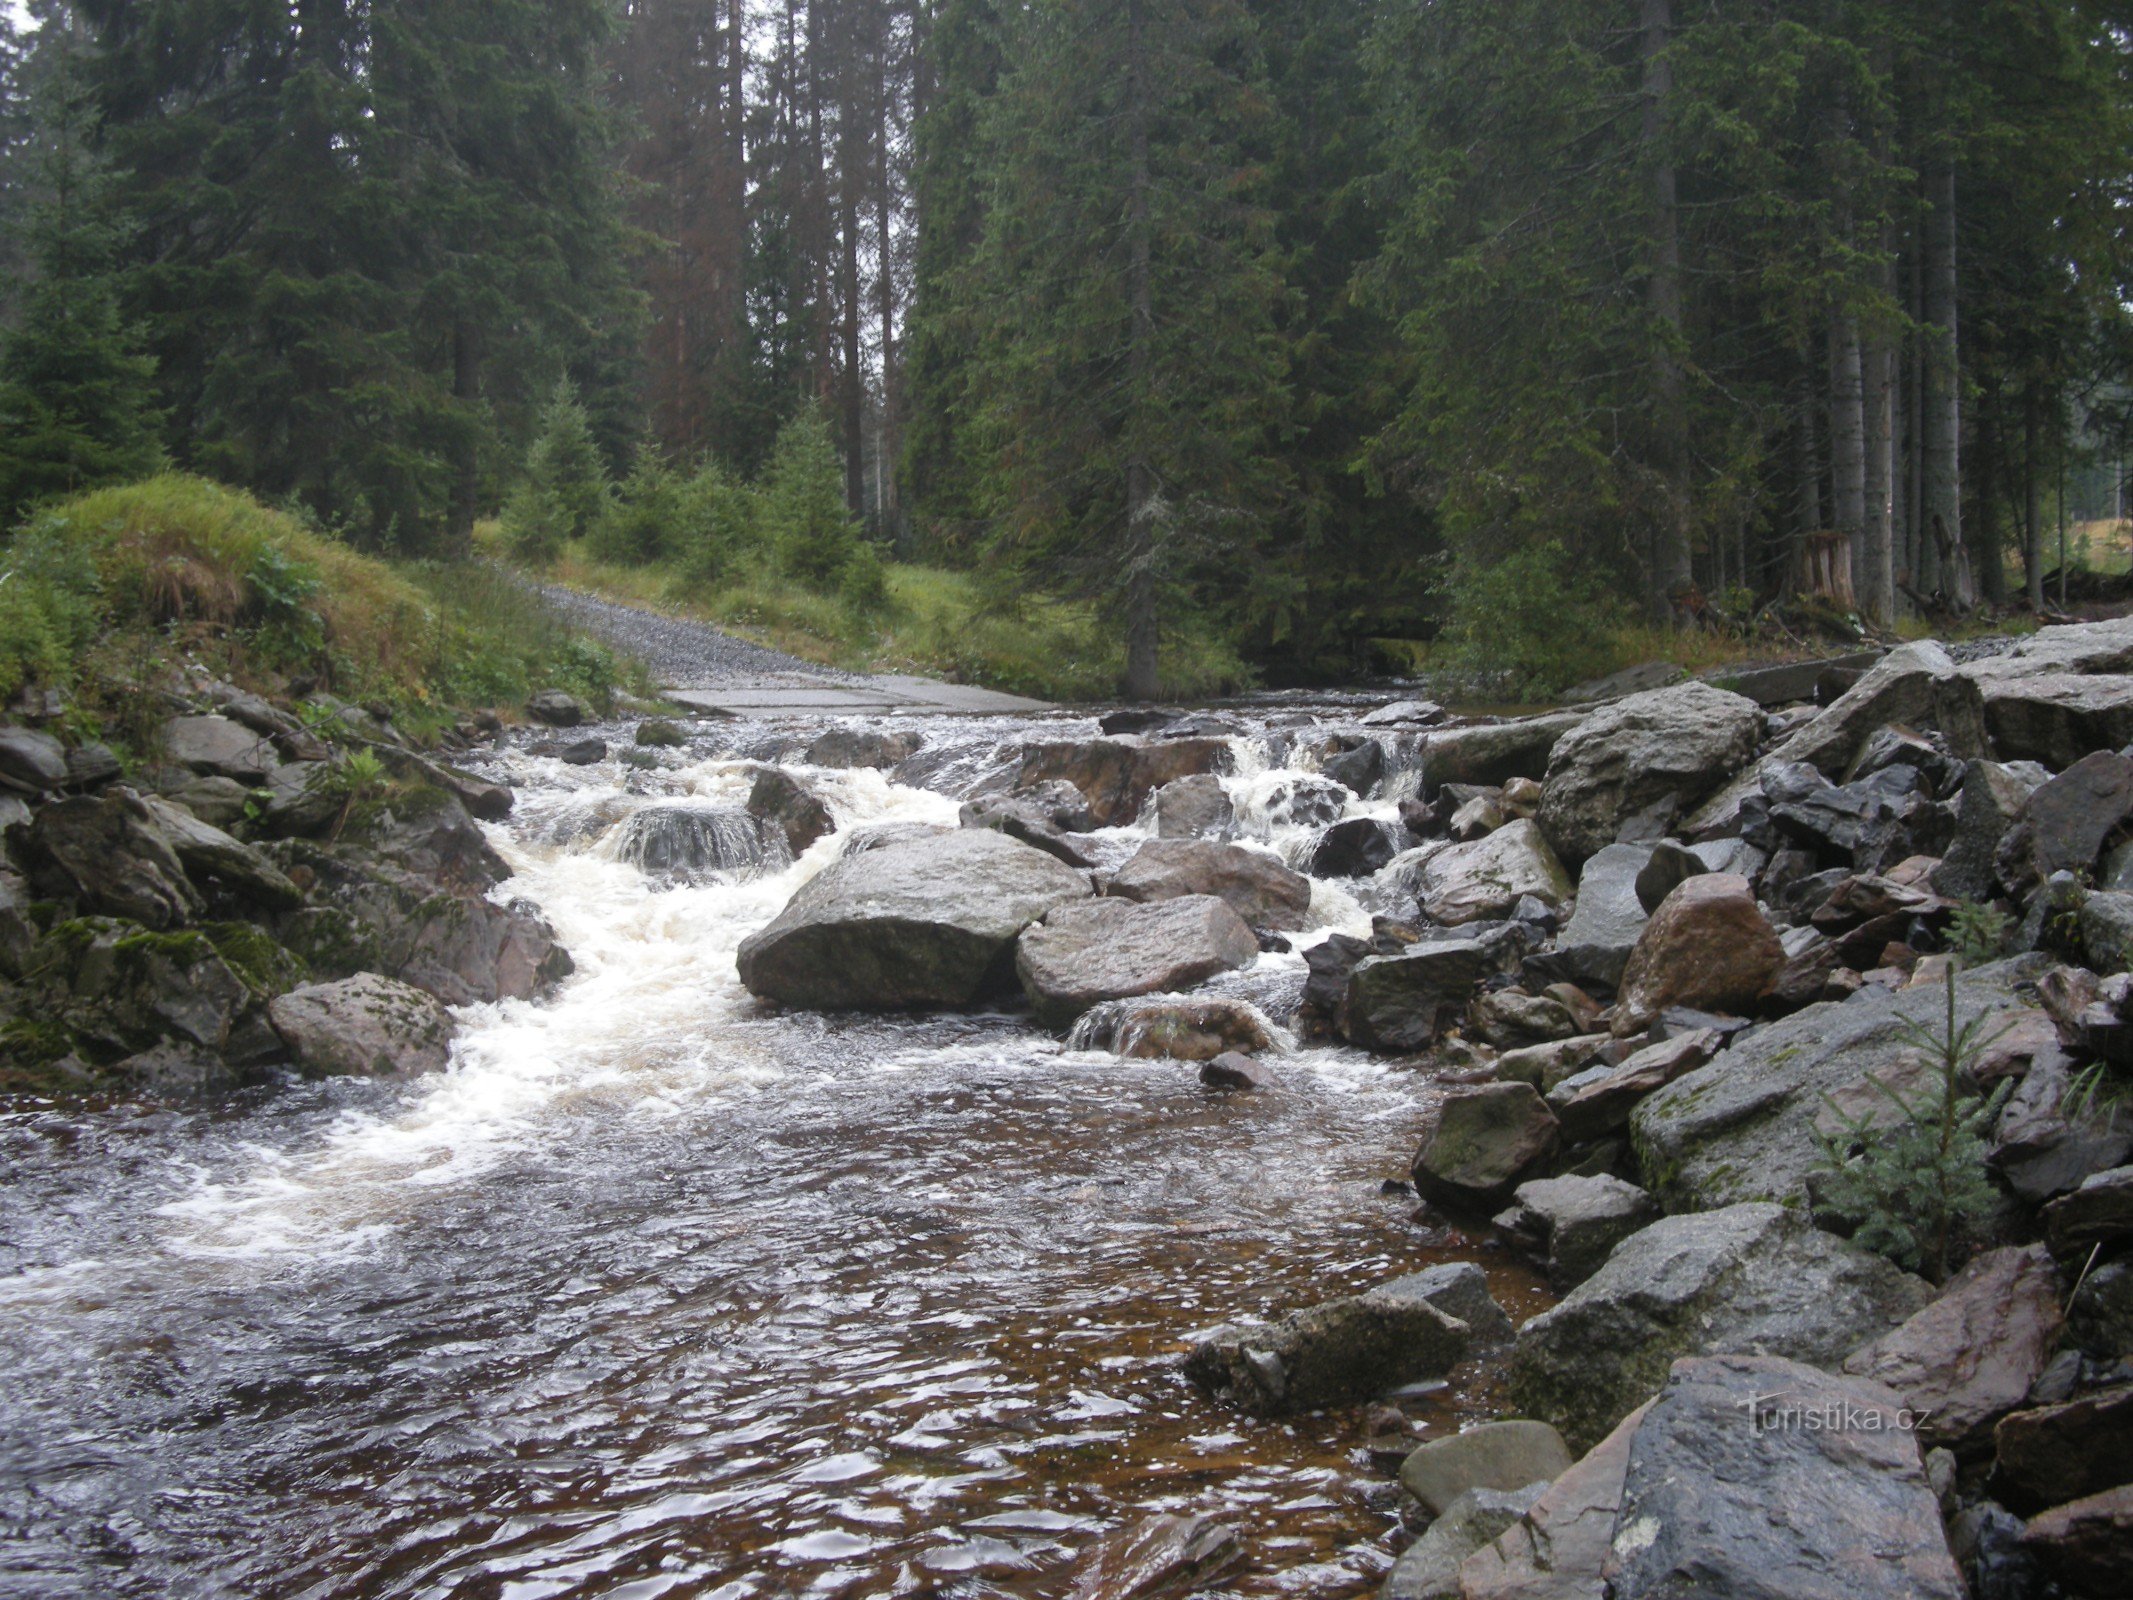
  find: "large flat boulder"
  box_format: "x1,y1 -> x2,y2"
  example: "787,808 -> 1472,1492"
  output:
1507,1203 -> 1932,1450
1399,1421 -> 1573,1519
267,973 -> 456,1078
1608,1355 -> 1964,1600
737,829 -> 1090,1009
1016,895 -> 1257,1028
1459,1400 -> 1650,1600
1106,838 -> 1312,931
1536,683 -> 1763,866
18,789 -> 205,929
1978,672 -> 2133,768
1767,640 -> 1986,776
158,713 -> 280,782
1494,1174 -> 1662,1291
1412,819 -> 1571,926
1630,960 -> 2049,1212
1548,842 -> 1654,990
0,727 -> 67,794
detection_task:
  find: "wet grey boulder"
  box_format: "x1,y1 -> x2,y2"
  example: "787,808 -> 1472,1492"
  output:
1310,817 -> 1402,878
1609,1354 -> 1964,1600
1152,773 -> 1234,840
1379,1484 -> 1544,1600
737,829 -> 1090,1010
612,804 -> 790,883
1633,840 -> 1707,914
1411,1082 -> 1561,1211
1399,1421 -> 1574,1518
1419,714 -> 1585,798
1181,1274 -> 1474,1416
804,724 -> 924,769
1536,682 -> 1763,866
525,688 -> 590,727
1016,895 -> 1257,1028
1550,842 -> 1654,990
961,782 -> 1098,867
1993,1384 -> 2133,1511
1976,670 -> 2133,769
135,793 -> 304,911
1493,1033 -> 1610,1093
529,735 -> 606,766
1494,1174 -> 1661,1291
1340,940 -> 1490,1053
1015,736 -> 1233,827
634,718 -> 687,748
1363,698 -> 1446,728
18,789 -> 204,929
1629,959 -> 2052,1213
63,742 -> 122,788
1933,759 -> 2045,901
1106,838 -> 1312,932
1412,819 -> 1571,926
268,973 -> 456,1078
1199,1052 -> 1277,1091
39,916 -> 257,1060
1991,1050 -> 2132,1205
2042,1164 -> 2133,1259
1385,1261 -> 1516,1344
1996,750 -> 2133,895
1507,1203 -> 1933,1450
1249,773 -> 1350,832
250,763 -> 340,837
158,774 -> 252,829
0,726 -> 68,793
158,713 -> 279,782
1769,639 -> 1986,776
1548,1028 -> 1717,1145
2019,1484 -> 2133,1596
1459,1399 -> 1648,1600
747,767 -> 837,855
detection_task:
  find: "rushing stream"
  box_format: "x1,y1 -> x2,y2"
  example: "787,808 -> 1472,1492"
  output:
0,703 -> 1548,1600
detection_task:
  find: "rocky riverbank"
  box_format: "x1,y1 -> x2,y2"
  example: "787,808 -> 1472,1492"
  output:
702,623 -> 2133,1600
6,621 -> 2133,1597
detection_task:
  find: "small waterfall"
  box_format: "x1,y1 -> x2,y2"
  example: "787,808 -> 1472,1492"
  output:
1065,993 -> 1289,1059
608,803 -> 792,883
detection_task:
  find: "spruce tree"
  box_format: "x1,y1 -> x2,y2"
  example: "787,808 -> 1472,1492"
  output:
966,0 -> 1288,699
526,379 -> 611,544
760,405 -> 860,585
0,20 -> 161,524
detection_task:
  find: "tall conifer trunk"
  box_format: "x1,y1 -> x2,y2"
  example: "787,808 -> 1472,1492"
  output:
1639,0 -> 1693,620
1828,310 -> 1868,602
1123,0 -> 1159,701
1923,156 -> 1973,608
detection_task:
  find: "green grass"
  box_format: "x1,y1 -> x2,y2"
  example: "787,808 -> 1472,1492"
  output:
492,524 -> 1251,703
0,475 -> 641,744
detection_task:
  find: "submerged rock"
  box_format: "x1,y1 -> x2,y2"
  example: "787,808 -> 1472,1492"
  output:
737,829 -> 1090,1010
747,767 -> 837,855
1067,995 -> 1276,1060
611,805 -> 791,882
1064,1513 -> 1241,1600
1182,1271 -> 1480,1416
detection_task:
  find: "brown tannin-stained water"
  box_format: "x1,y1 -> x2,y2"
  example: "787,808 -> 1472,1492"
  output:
0,705 -> 1549,1600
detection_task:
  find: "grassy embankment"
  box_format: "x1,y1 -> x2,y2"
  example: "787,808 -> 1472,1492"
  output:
485,520 -> 1251,704
0,475 -> 641,764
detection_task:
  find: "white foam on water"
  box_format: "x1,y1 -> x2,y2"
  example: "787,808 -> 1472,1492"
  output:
144,760 -> 960,1266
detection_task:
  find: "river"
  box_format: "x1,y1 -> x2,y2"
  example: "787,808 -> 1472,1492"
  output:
0,703 -> 1547,1599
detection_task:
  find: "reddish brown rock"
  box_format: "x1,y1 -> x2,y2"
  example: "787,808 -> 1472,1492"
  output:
1994,1385 -> 2133,1510
1842,1245 -> 2063,1451
1548,1029 -> 1717,1144
2019,1484 -> 2133,1596
1614,874 -> 1784,1033
1017,738 -> 1233,828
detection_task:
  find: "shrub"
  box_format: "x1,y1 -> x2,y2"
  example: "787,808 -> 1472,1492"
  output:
1435,540 -> 1628,699
525,379 -> 610,542
500,478 -> 570,568
759,406 -> 858,586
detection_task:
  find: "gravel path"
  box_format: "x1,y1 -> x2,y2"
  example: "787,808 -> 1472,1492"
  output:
536,583 -> 861,688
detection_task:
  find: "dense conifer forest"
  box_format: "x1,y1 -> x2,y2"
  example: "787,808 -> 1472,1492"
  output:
5,1 -> 2133,694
